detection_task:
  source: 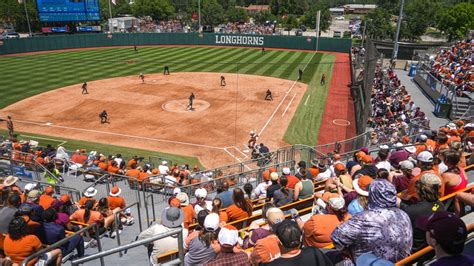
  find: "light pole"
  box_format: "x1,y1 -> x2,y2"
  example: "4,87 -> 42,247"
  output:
198,0 -> 201,32
108,0 -> 113,33
392,0 -> 405,62
21,0 -> 32,36
361,19 -> 371,48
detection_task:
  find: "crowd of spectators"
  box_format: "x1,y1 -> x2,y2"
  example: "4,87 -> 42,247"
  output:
217,22 -> 275,35
0,174 -> 134,265
136,17 -> 190,33
429,39 -> 473,95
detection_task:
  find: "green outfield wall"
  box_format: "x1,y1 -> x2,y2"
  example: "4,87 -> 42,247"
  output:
0,33 -> 351,55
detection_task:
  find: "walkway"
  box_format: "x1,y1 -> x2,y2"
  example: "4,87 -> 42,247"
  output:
394,69 -> 450,129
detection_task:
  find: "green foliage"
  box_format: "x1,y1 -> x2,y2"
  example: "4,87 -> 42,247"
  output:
131,0 -> 175,20
253,10 -> 277,25
225,6 -> 248,22
300,1 -> 331,32
437,2 -> 474,41
400,0 -> 440,41
99,0 -> 133,19
200,0 -> 225,26
364,8 -> 393,40
0,0 -> 38,32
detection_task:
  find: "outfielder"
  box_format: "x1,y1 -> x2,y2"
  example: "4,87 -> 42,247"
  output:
186,93 -> 195,110
248,131 -> 259,148
81,82 -> 88,94
164,66 -> 170,75
0,116 -> 14,140
220,76 -> 226,87
99,110 -> 109,124
139,73 -> 145,83
298,68 -> 303,81
321,73 -> 326,85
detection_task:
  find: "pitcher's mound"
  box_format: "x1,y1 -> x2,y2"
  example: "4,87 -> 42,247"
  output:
162,99 -> 211,113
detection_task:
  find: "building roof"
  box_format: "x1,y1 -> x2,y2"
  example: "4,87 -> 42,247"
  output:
243,5 -> 270,11
329,8 -> 345,12
344,4 -> 377,9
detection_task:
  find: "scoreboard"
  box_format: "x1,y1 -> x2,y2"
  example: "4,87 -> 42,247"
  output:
37,0 -> 100,22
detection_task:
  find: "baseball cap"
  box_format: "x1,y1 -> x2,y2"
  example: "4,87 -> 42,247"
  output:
282,167 -> 291,175
399,160 -> 414,170
270,172 -> 279,181
262,171 -> 270,181
218,225 -> 239,246
161,207 -> 184,228
195,188 -> 207,199
60,194 -> 71,203
417,151 -> 434,163
334,163 -> 345,171
28,190 -> 40,200
269,167 -> 277,173
360,147 -> 369,154
24,183 -> 37,191
169,198 -> 180,208
173,187 -> 181,195
394,142 -> 403,148
419,172 -> 441,186
203,213 -> 220,232
419,134 -> 428,141
404,146 -> 416,154
328,196 -> 345,211
44,186 -> 54,194
416,211 -> 467,246
176,192 -> 189,206
272,219 -> 302,249
360,154 -> 373,163
266,207 -> 285,225
353,175 -> 373,196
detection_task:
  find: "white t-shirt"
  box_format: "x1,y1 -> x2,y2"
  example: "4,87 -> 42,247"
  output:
194,201 -> 212,216
316,169 -> 332,181
254,181 -> 270,198
159,165 -> 170,174
376,160 -> 392,171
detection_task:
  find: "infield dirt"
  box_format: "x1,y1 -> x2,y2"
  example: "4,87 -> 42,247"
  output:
0,72 -> 307,168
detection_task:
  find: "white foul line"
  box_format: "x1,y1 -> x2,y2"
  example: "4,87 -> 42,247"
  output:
282,93 -> 297,117
304,94 -> 311,106
19,134 -> 68,147
13,119 -> 224,150
259,51 -> 318,137
224,148 -> 252,170
232,146 -> 248,158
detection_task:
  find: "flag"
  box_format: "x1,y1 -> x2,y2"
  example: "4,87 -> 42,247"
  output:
111,0 -> 117,5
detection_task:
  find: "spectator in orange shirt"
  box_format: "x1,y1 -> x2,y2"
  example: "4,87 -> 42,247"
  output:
127,156 -> 138,169
70,200 -> 106,235
38,186 -> 55,210
177,192 -> 195,229
98,156 -> 108,171
107,160 -> 120,175
137,164 -> 150,182
281,167 -> 299,190
303,196 -> 351,248
226,188 -> 253,222
126,163 -> 140,179
4,216 -> 62,266
107,186 -> 126,211
77,187 -> 98,207
404,151 -> 444,202
71,149 -> 87,165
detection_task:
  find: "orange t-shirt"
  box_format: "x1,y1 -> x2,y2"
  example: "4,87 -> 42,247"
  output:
78,196 -> 97,207
286,175 -> 300,190
303,213 -> 351,248
126,169 -> 140,179
137,172 -> 150,182
226,204 -> 251,222
70,209 -> 104,225
3,234 -> 42,266
108,166 -> 119,174
218,210 -> 228,223
127,159 -> 137,169
98,162 -> 108,171
182,205 -> 196,229
406,168 -> 444,201
38,194 -> 55,210
107,196 -> 126,210
250,234 -> 281,264
309,168 -> 320,178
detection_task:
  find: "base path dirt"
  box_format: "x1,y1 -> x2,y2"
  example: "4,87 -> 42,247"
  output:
0,72 -> 307,168
316,53 -> 357,151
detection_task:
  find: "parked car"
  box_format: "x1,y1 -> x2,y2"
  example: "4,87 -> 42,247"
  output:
0,32 -> 20,39
335,16 -> 345,21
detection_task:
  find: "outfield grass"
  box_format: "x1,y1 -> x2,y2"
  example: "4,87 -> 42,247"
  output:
0,129 -> 202,167
0,46 -> 335,159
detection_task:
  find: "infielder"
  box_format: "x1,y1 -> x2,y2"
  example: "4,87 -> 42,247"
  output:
99,110 -> 109,124
186,93 -> 195,110
164,66 -> 170,75
265,89 -> 273,101
248,131 -> 259,148
220,76 -> 226,87
81,82 -> 88,95
139,73 -> 145,83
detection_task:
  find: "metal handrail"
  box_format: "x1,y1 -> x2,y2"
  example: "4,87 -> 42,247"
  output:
16,176 -> 81,201
70,228 -> 184,265
22,222 -> 104,266
113,201 -> 143,257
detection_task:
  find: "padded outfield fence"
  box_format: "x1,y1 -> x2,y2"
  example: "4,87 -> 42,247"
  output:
0,33 -> 352,55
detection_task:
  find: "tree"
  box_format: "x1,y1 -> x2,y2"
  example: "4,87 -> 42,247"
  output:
200,0 -> 225,26
364,8 -> 394,40
399,0 -> 440,41
131,0 -> 175,21
0,0 -> 38,32
100,0 -> 133,19
253,10 -> 277,25
300,1 -> 331,32
225,6 -> 248,22
437,2 -> 474,41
